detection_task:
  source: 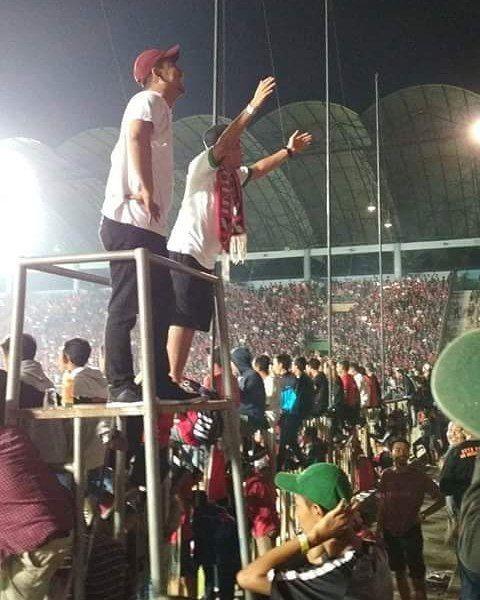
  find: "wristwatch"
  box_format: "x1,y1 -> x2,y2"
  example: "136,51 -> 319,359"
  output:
297,533 -> 311,554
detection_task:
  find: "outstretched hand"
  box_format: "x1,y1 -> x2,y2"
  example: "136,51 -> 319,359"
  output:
287,130 -> 313,154
126,188 -> 160,224
250,76 -> 276,110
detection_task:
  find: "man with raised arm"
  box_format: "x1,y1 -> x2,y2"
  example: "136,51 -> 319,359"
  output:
100,44 -> 197,404
167,77 -> 313,385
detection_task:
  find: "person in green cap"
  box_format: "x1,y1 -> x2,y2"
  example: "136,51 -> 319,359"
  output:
237,462 -> 393,599
432,329 -> 480,599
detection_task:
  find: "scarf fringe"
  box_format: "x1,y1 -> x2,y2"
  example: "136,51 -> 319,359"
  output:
229,233 -> 247,265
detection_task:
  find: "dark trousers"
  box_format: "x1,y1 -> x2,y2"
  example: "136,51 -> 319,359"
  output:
203,563 -> 237,600
277,414 -> 303,470
459,560 -> 480,600
100,217 -> 173,392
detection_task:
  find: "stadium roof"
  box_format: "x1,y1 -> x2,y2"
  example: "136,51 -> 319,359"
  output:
1,84 -> 480,255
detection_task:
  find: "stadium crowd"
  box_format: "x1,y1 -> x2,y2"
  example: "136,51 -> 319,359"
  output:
0,274 -> 449,384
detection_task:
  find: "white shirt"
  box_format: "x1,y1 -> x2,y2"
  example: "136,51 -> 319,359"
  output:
102,90 -> 173,236
71,365 -> 108,399
167,148 -> 251,269
354,372 -> 370,407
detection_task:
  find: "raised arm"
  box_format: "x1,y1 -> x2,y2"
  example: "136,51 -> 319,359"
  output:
249,130 -> 313,181
212,77 -> 276,163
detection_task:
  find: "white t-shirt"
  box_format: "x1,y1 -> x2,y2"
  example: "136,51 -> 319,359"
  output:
167,148 -> 251,269
102,90 -> 173,236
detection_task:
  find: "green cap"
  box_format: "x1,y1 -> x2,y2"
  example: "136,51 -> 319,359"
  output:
432,329 -> 480,437
275,463 -> 352,511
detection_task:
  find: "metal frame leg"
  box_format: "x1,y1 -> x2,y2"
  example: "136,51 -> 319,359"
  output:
73,417 -> 87,600
135,248 -> 164,597
114,416 -> 126,543
214,280 -> 251,575
3,264 -> 27,425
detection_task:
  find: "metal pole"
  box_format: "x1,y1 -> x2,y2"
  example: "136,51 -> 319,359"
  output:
325,0 -> 333,405
113,416 -> 126,543
135,248 -> 164,596
375,73 -> 386,396
3,264 -> 27,424
213,279 -> 251,578
73,417 -> 86,600
212,0 -> 220,125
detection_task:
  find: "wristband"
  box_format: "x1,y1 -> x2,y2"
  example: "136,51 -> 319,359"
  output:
297,533 -> 310,555
285,146 -> 294,158
245,103 -> 256,116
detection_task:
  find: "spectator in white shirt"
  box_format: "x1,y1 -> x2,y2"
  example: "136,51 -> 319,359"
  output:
167,77 -> 312,383
349,363 -> 370,408
100,44 -> 196,405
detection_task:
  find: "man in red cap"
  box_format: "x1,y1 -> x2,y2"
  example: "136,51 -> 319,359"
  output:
100,45 -> 198,404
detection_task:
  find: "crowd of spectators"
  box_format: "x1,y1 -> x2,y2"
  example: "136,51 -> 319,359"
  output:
0,274 -> 448,383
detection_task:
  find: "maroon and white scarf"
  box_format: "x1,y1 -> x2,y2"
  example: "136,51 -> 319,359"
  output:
214,166 -> 247,267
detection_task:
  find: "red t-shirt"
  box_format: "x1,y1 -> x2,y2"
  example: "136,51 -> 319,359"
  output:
0,427 -> 74,563
378,466 -> 441,536
340,373 -> 360,407
245,473 -> 280,538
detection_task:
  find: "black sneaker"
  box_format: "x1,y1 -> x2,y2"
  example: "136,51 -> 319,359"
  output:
108,383 -> 143,406
156,382 -> 202,404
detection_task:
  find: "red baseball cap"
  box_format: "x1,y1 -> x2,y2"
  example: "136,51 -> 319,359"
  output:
133,44 -> 181,85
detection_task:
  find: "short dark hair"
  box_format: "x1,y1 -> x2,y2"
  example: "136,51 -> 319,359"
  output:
294,356 -> 307,372
350,362 -> 360,372
339,360 -> 350,371
275,353 -> 292,372
307,358 -> 321,371
1,333 -> 37,360
254,354 -> 271,373
365,362 -> 375,372
63,338 -> 91,367
389,437 -> 410,451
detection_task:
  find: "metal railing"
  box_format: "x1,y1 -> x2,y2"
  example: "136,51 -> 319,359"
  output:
2,248 -> 250,600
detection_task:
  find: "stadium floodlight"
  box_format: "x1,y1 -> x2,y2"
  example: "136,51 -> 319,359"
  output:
469,119 -> 480,144
0,146 -> 43,270
384,220 -> 392,229
367,204 -> 376,213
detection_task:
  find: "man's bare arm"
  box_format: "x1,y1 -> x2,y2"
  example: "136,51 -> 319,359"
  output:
212,77 -> 276,163
126,119 -> 159,223
250,130 -> 313,181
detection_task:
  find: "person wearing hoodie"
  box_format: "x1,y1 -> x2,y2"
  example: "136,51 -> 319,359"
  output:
230,347 -> 267,436
1,333 -> 69,466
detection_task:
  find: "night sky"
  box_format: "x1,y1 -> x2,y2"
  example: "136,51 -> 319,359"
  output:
1,0 -> 479,145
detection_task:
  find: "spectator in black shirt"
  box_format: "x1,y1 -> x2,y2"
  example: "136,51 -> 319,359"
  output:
439,431 -> 480,514
237,462 -> 393,599
306,357 -> 329,415
231,346 -> 267,433
292,356 -> 315,420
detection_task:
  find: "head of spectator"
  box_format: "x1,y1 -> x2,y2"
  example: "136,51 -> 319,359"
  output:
253,354 -> 271,379
365,363 -> 376,377
275,463 -> 352,534
336,360 -> 350,377
1,333 -> 37,367
323,358 -> 337,381
133,45 -> 184,104
389,437 -> 410,469
446,421 -> 467,447
348,362 -> 361,377
292,356 -> 307,378
60,338 -> 91,372
231,346 -> 253,377
273,353 -> 292,377
306,357 -> 321,378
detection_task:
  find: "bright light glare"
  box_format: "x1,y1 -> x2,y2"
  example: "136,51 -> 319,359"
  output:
0,147 -> 43,270
469,120 -> 480,144
367,204 -> 376,213
384,221 -> 392,229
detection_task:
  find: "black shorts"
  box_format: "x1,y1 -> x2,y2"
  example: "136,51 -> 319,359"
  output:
384,525 -> 426,579
169,252 -> 214,332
